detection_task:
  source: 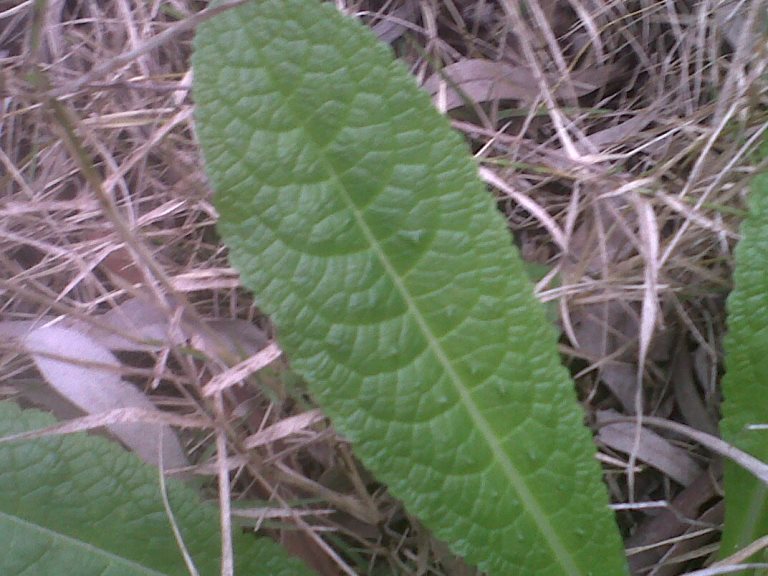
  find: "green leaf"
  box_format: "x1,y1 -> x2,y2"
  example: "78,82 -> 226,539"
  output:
0,401 -> 312,576
721,171 -> 768,563
193,1 -> 626,574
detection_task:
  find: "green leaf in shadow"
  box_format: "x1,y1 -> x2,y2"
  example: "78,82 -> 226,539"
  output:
721,171 -> 768,564
0,401 -> 312,575
193,1 -> 627,574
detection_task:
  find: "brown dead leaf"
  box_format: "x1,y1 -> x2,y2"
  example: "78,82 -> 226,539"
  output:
22,325 -> 189,470
647,501 -> 722,576
423,59 -> 621,111
626,468 -> 722,574
671,345 -> 719,437
370,1 -> 418,45
597,409 -> 703,486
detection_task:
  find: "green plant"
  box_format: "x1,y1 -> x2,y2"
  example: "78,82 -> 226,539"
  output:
0,401 -> 311,575
192,0 -> 627,574
721,170 -> 768,566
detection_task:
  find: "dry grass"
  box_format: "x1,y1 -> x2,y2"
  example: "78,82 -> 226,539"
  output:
1,0 -> 767,574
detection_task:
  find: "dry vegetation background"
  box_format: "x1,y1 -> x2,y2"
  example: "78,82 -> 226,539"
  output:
1,0 -> 767,574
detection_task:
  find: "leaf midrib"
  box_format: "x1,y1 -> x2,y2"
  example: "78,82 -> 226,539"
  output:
0,510 -> 169,576
248,12 -> 582,574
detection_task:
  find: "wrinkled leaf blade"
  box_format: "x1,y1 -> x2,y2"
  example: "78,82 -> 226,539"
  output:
721,171 -> 768,561
0,401 -> 312,576
193,1 -> 626,574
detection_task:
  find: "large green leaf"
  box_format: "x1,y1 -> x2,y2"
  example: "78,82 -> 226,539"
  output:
193,1 -> 626,574
0,401 -> 312,575
721,171 -> 768,563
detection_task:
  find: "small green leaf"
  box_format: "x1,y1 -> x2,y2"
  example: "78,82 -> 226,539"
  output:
193,1 -> 626,574
0,401 -> 312,576
721,171 -> 768,563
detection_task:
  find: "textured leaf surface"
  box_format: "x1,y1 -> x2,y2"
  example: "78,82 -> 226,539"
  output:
0,401 -> 311,576
721,172 -> 768,561
193,1 -> 626,574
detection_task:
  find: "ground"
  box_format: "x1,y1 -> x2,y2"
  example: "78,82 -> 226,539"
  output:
1,1 -> 767,574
